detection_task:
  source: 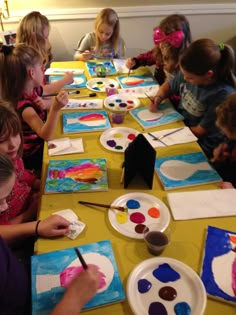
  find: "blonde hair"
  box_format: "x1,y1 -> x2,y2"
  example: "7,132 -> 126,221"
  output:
94,8 -> 120,55
16,11 -> 52,64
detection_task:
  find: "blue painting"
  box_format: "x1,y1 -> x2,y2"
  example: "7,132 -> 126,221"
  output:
49,74 -> 87,88
45,158 -> 108,193
31,240 -> 125,315
130,104 -> 184,129
86,60 -> 117,77
201,226 -> 236,304
62,110 -> 111,133
117,74 -> 157,89
155,152 -> 222,190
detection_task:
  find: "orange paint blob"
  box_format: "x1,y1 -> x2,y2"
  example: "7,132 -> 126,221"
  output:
148,207 -> 160,218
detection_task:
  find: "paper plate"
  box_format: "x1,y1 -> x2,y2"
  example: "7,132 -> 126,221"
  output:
86,77 -> 119,92
127,257 -> 207,315
104,94 -> 140,111
100,127 -> 139,152
108,192 -> 170,239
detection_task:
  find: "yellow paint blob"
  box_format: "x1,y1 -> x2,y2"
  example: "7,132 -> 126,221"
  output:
148,207 -> 160,218
116,212 -> 128,224
113,132 -> 123,139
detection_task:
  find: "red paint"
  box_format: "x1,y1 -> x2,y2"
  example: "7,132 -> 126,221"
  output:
148,207 -> 160,218
127,133 -> 136,140
130,212 -> 145,224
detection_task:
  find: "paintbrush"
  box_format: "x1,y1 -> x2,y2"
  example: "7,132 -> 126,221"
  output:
74,92 -> 97,98
148,132 -> 167,146
144,92 -> 154,104
78,200 -> 126,212
126,68 -> 131,83
154,127 -> 184,140
43,90 -> 80,98
74,247 -> 88,270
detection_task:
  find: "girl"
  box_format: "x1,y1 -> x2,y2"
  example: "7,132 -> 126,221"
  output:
17,11 -> 74,96
151,39 -> 236,158
74,8 -> 126,61
0,43 -> 68,173
126,14 -> 192,85
0,102 -> 39,225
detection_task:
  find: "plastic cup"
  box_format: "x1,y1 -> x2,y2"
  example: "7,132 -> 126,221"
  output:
143,223 -> 171,255
110,109 -> 126,124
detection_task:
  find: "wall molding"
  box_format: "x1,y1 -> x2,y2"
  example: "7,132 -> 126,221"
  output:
5,4 -> 236,24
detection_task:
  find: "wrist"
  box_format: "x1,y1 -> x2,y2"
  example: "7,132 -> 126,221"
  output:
156,95 -> 163,102
35,220 -> 41,238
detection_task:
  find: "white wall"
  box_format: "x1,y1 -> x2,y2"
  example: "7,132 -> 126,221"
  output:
3,5 -> 236,61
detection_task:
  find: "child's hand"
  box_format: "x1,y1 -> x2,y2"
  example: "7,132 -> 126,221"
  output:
52,91 -> 68,111
63,72 -> 74,85
34,96 -> 49,111
126,57 -> 136,69
82,50 -> 93,60
149,95 -> 161,112
211,143 -> 229,163
219,181 -> 235,189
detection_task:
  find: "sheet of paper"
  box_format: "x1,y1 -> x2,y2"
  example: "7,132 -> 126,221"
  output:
113,59 -> 131,74
45,67 -> 84,75
144,127 -> 198,147
167,189 -> 236,220
48,138 -> 84,156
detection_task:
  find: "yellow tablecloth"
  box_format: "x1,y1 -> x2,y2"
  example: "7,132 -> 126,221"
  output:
36,61 -> 236,315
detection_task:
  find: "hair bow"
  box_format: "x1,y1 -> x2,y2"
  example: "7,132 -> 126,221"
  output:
153,28 -> 184,48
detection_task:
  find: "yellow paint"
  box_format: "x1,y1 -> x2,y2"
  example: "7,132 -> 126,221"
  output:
113,133 -> 123,138
116,212 -> 128,224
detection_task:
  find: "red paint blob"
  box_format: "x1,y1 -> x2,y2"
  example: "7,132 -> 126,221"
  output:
130,212 -> 145,224
148,207 -> 160,218
127,100 -> 134,104
127,133 -> 136,140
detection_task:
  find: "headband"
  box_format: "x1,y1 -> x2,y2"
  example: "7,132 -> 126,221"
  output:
153,28 -> 184,48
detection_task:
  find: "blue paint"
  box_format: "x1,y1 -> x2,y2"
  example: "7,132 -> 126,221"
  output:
126,199 -> 140,209
149,302 -> 167,315
153,263 -> 181,283
174,302 -> 191,315
138,279 -> 152,293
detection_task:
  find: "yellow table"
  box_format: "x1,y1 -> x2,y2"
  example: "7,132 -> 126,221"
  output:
36,61 -> 236,315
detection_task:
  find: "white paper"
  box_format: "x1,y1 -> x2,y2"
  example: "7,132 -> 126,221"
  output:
143,127 -> 198,148
48,138 -> 84,156
118,84 -> 159,98
167,189 -> 236,220
63,99 -> 103,110
45,68 -> 84,75
113,59 -> 131,74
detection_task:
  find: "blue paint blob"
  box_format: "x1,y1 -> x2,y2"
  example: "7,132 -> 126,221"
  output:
149,302 -> 167,315
174,302 -> 191,315
93,87 -> 99,91
115,99 -> 122,103
153,263 -> 181,283
126,199 -> 140,209
138,278 -> 152,293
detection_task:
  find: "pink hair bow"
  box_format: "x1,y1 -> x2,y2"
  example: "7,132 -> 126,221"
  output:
153,27 -> 184,48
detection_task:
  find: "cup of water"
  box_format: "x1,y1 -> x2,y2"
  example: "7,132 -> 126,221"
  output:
143,223 -> 171,255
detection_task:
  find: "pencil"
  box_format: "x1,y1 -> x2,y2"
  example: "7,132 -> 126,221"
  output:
74,247 -> 88,270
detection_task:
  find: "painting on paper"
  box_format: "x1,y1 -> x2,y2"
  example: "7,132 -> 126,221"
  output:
116,74 -> 157,89
45,158 -> 108,193
155,152 -> 222,190
63,99 -> 103,110
129,104 -> 184,129
49,74 -> 87,89
31,240 -> 125,315
201,226 -> 236,304
62,110 -> 111,133
86,60 -> 117,76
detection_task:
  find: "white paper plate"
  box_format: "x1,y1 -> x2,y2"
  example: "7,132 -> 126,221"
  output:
127,257 -> 207,315
86,77 -> 119,92
100,127 -> 139,152
104,94 -> 140,111
108,192 -> 170,239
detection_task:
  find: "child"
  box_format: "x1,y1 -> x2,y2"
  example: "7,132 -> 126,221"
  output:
0,102 -> 40,225
16,11 -> 74,96
211,93 -> 236,188
0,43 -> 69,173
0,152 -> 100,315
151,39 -> 236,158
126,14 -> 192,85
74,8 -> 125,61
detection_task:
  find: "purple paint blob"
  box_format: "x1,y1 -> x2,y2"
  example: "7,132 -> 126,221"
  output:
107,140 -> 116,147
130,212 -> 145,224
174,302 -> 191,315
135,224 -> 146,233
138,278 -> 152,293
119,102 -> 127,108
159,286 -> 177,301
149,302 -> 167,315
153,263 -> 181,283
126,199 -> 140,209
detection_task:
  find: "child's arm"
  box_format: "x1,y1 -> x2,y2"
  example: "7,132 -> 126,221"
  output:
43,72 -> 74,94
75,50 -> 93,61
150,81 -> 171,112
189,125 -> 207,138
22,91 -> 68,141
211,143 -> 230,163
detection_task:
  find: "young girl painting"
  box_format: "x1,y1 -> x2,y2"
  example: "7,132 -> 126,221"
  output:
74,8 -> 126,61
151,39 -> 236,158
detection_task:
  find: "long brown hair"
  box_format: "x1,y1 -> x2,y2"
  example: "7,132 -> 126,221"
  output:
216,93 -> 236,134
0,152 -> 15,184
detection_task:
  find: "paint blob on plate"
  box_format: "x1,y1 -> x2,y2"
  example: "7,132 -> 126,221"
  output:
100,127 -> 139,152
104,94 -> 140,111
87,77 -> 119,92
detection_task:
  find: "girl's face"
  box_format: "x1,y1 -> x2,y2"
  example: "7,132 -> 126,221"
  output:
0,134 -> 21,159
97,24 -> 113,43
32,61 -> 44,86
180,66 -> 214,86
0,174 -> 15,213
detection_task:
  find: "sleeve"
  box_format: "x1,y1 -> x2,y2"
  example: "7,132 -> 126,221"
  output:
133,50 -> 156,68
16,158 -> 36,187
76,32 -> 95,53
169,71 -> 183,95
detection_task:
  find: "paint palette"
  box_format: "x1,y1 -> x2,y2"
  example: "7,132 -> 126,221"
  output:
127,257 -> 206,315
100,127 -> 139,152
104,94 -> 140,111
86,77 -> 119,92
108,192 -> 170,239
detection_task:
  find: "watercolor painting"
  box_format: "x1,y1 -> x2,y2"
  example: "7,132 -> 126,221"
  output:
129,104 -> 184,129
116,74 -> 157,89
45,158 -> 108,193
86,60 -> 117,76
49,74 -> 87,89
31,240 -> 125,315
127,257 -> 206,315
104,94 -> 140,111
86,77 -> 119,92
155,152 -> 222,190
62,110 -> 111,133
63,99 -> 103,110
118,85 -> 159,98
113,59 -> 131,74
201,226 -> 236,304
